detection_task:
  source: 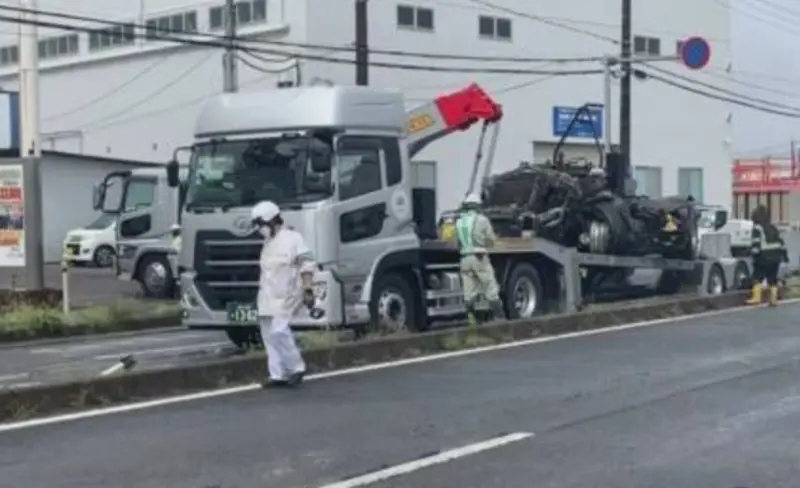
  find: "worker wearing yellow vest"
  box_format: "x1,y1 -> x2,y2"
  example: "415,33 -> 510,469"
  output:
455,193 -> 506,326
746,205 -> 788,306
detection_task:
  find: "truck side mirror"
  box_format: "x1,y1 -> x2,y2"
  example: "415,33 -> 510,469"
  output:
166,160 -> 180,188
92,183 -> 105,211
713,209 -> 728,230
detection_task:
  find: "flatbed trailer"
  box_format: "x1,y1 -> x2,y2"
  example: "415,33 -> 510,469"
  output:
396,233 -> 753,327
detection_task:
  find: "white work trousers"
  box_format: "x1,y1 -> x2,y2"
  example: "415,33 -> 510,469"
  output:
259,316 -> 306,381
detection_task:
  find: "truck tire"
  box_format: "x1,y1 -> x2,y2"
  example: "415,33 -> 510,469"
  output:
137,254 -> 175,299
226,327 -> 261,349
92,245 -> 115,268
368,272 -> 421,334
733,262 -> 750,290
504,263 -> 544,319
706,263 -> 726,295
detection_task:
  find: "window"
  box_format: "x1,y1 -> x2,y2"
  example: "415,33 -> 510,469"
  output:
396,5 -> 435,31
0,45 -> 18,66
633,166 -> 662,198
209,1 -> 267,30
633,35 -> 660,55
337,137 -> 384,201
146,11 -> 199,40
37,34 -> 79,61
478,15 -> 512,40
123,179 -> 157,211
88,23 -> 136,52
384,139 -> 402,186
678,167 -> 703,203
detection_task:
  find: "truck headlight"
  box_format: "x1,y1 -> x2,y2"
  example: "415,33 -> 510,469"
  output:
313,281 -> 327,302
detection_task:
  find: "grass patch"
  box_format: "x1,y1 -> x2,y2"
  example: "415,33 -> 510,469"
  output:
0,300 -> 181,339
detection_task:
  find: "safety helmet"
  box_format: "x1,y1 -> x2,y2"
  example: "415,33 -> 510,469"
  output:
170,224 -> 181,231
250,200 -> 281,224
463,193 -> 482,206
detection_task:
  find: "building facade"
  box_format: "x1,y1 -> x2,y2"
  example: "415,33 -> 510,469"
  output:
0,0 -> 733,211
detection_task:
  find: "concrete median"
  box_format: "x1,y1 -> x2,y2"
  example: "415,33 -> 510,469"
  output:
0,291 -> 761,423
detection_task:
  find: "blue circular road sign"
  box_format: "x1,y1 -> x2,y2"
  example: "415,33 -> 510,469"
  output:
680,36 -> 711,70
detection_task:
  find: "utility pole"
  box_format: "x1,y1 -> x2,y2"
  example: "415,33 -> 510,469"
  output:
222,0 -> 238,92
355,0 -> 369,85
18,0 -> 44,289
619,0 -> 632,175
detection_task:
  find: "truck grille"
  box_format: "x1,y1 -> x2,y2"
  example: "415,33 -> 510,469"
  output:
193,230 -> 262,310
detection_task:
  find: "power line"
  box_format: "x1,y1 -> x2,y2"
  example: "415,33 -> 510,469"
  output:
645,71 -> 800,118
78,53 -> 215,131
42,53 -> 176,122
0,13 -> 607,76
646,65 -> 800,111
0,4 -> 605,64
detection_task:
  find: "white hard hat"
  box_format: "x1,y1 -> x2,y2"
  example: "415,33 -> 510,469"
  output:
250,200 -> 280,222
463,193 -> 482,205
170,224 -> 181,231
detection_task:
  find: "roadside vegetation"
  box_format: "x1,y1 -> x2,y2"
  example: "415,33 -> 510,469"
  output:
0,297 -> 181,340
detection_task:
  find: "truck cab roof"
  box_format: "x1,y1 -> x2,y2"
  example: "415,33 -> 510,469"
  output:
194,85 -> 407,138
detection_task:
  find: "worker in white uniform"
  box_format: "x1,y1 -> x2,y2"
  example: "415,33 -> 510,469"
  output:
455,193 -> 506,326
250,200 -> 317,388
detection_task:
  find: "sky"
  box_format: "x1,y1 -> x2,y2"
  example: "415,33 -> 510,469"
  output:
729,0 -> 800,158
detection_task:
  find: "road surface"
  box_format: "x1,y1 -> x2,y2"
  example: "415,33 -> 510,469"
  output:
2,304 -> 800,488
0,265 -> 141,306
0,328 -> 236,389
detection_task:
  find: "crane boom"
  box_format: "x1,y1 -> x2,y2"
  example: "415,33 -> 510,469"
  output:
405,83 -> 503,159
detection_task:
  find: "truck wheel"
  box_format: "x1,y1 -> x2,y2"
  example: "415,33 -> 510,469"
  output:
93,245 -> 115,268
137,254 -> 175,299
504,263 -> 544,319
225,327 -> 261,349
369,273 -> 420,334
706,264 -> 726,295
733,262 -> 750,290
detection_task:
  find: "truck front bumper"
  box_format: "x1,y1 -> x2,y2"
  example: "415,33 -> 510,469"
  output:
179,271 -> 369,330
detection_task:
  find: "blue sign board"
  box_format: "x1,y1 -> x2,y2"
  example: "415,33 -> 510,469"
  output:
680,36 -> 710,70
552,105 -> 603,139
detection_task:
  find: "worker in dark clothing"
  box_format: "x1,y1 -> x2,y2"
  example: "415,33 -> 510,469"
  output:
746,205 -> 788,306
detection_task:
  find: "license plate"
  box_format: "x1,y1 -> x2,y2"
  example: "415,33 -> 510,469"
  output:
226,303 -> 258,324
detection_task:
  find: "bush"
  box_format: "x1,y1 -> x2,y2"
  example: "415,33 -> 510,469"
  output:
0,300 -> 181,339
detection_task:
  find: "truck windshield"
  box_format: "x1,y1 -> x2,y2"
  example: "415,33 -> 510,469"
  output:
184,135 -> 333,210
697,210 -> 716,229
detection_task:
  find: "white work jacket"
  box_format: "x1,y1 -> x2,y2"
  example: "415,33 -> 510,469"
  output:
257,227 -> 316,317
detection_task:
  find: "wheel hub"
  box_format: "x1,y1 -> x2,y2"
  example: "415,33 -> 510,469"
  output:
710,272 -> 724,294
377,290 -> 407,331
513,277 -> 537,317
144,262 -> 167,291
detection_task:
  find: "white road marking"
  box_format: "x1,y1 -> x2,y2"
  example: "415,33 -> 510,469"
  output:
28,334 -> 214,355
0,381 -> 42,390
316,432 -> 534,488
0,300 -> 794,434
0,373 -> 30,383
92,342 -> 229,361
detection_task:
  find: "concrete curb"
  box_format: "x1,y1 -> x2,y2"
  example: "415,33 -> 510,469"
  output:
0,314 -> 181,344
0,291 -> 759,423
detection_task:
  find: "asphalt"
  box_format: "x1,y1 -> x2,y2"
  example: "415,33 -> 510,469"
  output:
0,328 -> 238,389
0,264 -> 141,306
1,303 -> 799,487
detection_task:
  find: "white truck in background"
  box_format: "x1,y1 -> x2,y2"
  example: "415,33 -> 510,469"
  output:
93,166 -> 186,299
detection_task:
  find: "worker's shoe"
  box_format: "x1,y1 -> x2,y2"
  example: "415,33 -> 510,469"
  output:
769,286 -> 780,307
745,284 -> 763,305
261,378 -> 289,389
287,371 -> 305,387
